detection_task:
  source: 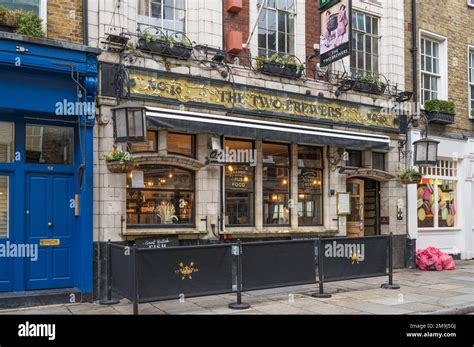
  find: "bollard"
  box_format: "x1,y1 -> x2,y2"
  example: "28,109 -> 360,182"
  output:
229,240 -> 250,310
381,233 -> 400,290
132,245 -> 139,315
312,238 -> 332,298
100,240 -> 120,305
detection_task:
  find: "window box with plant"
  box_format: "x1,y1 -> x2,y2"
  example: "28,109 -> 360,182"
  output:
0,7 -> 44,37
399,168 -> 423,185
352,75 -> 386,95
256,55 -> 304,79
103,149 -> 137,173
424,99 -> 455,125
137,32 -> 192,60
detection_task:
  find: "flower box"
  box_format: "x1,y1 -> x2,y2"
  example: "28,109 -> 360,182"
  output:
400,177 -> 421,185
138,38 -> 192,59
426,111 -> 455,125
353,80 -> 386,95
260,62 -> 302,79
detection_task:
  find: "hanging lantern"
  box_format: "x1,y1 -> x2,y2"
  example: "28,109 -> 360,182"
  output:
111,101 -> 147,143
413,137 -> 439,167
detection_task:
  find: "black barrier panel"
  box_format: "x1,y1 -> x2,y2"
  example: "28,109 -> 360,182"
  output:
110,244 -> 135,300
321,236 -> 389,282
241,240 -> 316,291
136,245 -> 233,302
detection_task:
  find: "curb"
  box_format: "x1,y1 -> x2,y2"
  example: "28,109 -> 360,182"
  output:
418,304 -> 474,315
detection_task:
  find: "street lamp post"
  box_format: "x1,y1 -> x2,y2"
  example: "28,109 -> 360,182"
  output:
111,101 -> 147,143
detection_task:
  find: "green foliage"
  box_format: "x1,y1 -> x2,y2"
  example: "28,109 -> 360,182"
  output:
399,168 -> 422,181
471,109 -> 474,118
139,31 -> 192,48
0,7 -> 44,37
355,74 -> 384,89
15,11 -> 44,37
424,99 -> 455,115
103,149 -> 136,164
256,54 -> 305,72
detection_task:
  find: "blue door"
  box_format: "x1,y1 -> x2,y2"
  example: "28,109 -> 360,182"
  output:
25,173 -> 76,290
0,174 -> 13,291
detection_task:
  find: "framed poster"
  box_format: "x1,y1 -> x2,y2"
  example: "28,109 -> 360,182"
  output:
320,0 -> 352,66
337,192 -> 351,215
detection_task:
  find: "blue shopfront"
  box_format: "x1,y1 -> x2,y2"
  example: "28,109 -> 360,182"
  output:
0,32 -> 99,298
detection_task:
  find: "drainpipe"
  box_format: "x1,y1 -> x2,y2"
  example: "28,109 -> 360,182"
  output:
83,0 -> 89,46
405,0 -> 417,268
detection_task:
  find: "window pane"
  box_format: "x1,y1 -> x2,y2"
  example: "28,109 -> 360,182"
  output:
372,152 -> 385,171
263,166 -> 289,191
278,31 -> 286,53
258,30 -> 267,50
0,122 -> 14,163
371,17 -> 378,35
298,169 -> 322,194
226,192 -> 254,226
263,143 -> 289,166
417,182 -> 435,228
130,131 -> 157,153
25,125 -> 74,165
0,176 -> 8,238
151,2 -> 162,18
437,180 -> 456,228
263,193 -> 289,225
298,145 -> 322,168
126,166 -> 194,226
298,193 -> 322,226
347,150 -> 362,167
268,9 -> 276,31
0,0 -> 40,13
357,13 -> 364,30
268,30 -> 277,51
168,133 -> 195,157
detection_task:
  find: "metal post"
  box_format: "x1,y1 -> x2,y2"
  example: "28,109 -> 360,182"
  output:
100,240 -> 120,305
132,245 -> 139,315
382,233 -> 400,289
312,238 -> 332,298
229,240 -> 250,310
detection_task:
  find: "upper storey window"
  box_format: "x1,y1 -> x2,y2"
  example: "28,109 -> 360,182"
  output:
138,0 -> 186,34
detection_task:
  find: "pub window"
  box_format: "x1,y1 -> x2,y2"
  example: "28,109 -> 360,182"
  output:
225,139 -> 255,226
372,152 -> 385,171
257,0 -> 296,57
350,11 -> 380,76
0,176 -> 9,238
0,122 -> 14,163
297,146 -> 323,226
25,124 -> 74,165
347,150 -> 362,167
168,132 -> 195,158
127,165 -> 194,227
263,142 -> 290,226
420,36 -> 442,106
130,130 -> 158,153
417,160 -> 457,229
138,0 -> 186,34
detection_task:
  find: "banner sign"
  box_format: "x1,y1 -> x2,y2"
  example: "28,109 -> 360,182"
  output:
125,68 -> 400,131
321,236 -> 388,282
320,0 -> 352,66
241,240 -> 316,291
136,245 -> 233,302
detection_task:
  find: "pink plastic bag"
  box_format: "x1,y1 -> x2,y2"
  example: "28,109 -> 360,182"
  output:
416,246 -> 456,271
440,253 -> 456,270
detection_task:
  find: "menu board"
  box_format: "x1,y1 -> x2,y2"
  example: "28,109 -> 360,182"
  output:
337,192 -> 351,215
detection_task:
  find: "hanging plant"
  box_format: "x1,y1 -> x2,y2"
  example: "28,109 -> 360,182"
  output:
399,168 -> 422,185
137,31 -> 192,59
103,149 -> 137,174
0,7 -> 44,37
353,74 -> 386,95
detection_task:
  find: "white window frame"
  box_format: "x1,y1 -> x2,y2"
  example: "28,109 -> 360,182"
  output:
137,0 -> 187,35
419,30 -> 448,108
418,160 -> 458,231
350,10 -> 381,76
468,0 -> 474,8
256,0 -> 297,58
468,46 -> 474,119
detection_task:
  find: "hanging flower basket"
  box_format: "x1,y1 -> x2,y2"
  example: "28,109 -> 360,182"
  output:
401,177 -> 421,185
399,168 -> 422,185
106,161 -> 137,174
137,32 -> 193,60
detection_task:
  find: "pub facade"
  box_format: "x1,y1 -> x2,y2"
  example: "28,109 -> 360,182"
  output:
89,0 -> 408,298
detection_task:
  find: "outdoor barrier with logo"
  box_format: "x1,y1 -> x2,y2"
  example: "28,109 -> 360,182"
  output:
241,240 -> 316,291
108,234 -> 399,314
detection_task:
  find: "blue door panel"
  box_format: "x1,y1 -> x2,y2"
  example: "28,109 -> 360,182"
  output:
0,257 -> 13,291
26,173 -> 75,290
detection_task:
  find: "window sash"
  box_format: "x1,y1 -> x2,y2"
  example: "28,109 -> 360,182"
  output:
350,12 -> 380,75
417,179 -> 457,229
138,0 -> 186,34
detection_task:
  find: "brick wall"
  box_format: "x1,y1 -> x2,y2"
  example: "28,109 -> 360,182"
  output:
404,0 -> 474,135
223,0 -> 250,65
47,0 -> 83,44
305,0 -> 320,79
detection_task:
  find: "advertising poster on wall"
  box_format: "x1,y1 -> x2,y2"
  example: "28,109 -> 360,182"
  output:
320,0 -> 352,66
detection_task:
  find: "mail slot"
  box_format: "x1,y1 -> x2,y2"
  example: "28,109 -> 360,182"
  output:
40,239 -> 60,246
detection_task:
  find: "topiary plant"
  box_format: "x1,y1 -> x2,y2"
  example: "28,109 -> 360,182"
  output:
424,99 -> 455,115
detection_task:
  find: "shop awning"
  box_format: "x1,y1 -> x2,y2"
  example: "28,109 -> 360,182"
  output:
146,107 -> 391,150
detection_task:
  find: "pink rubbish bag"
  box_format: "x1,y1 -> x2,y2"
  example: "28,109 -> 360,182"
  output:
440,253 -> 456,270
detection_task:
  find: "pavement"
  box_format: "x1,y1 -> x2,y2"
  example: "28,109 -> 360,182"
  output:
1,260 -> 474,315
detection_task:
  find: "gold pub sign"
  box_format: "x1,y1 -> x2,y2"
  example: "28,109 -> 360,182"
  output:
129,70 -> 400,130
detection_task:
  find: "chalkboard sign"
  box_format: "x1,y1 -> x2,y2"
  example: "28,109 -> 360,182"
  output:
135,236 -> 179,249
